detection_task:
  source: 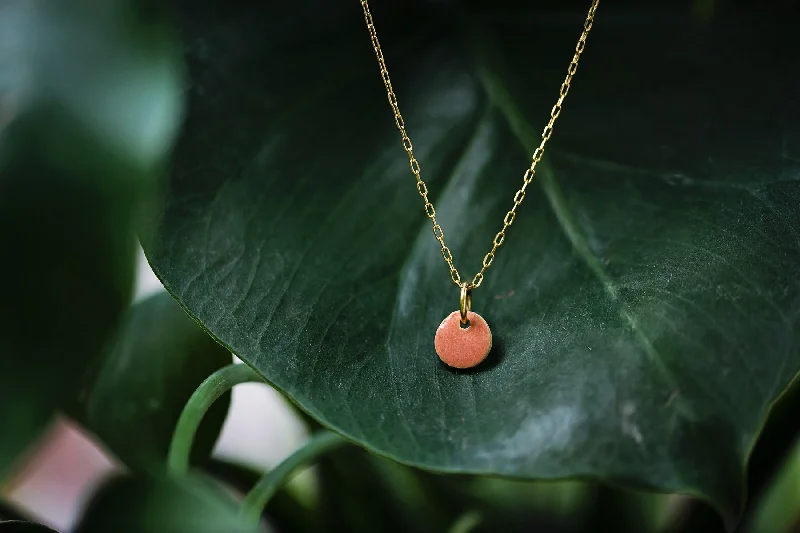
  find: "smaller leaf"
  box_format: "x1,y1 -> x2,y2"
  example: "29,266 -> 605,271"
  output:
743,378 -> 800,515
0,522 -> 58,533
0,105 -> 140,475
584,485 -> 671,533
83,292 -> 233,471
425,473 -> 591,533
745,440 -> 800,533
73,473 -> 256,533
317,447 -> 454,533
0,0 -> 182,476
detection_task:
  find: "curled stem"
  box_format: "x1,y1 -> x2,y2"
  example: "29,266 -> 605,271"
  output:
168,363 -> 262,476
239,431 -> 347,527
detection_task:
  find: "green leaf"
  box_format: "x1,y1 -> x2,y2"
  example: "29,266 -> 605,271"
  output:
745,439 -> 800,533
584,486 -> 670,533
82,291 -> 232,472
73,473 -> 256,533
0,0 -> 183,475
460,477 -> 590,532
741,378 -> 800,515
315,447 -> 453,533
0,522 -> 58,533
144,2 -> 800,526
0,107 -> 136,475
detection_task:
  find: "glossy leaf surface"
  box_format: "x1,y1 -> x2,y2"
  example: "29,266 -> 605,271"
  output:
145,2 -> 800,523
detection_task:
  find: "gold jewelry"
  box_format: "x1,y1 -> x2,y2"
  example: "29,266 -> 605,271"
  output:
459,283 -> 472,326
360,0 -> 600,368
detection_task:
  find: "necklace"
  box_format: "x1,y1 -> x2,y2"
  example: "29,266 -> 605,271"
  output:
360,1 -> 600,369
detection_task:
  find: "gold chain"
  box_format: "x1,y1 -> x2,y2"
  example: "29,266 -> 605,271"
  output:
360,0 -> 599,289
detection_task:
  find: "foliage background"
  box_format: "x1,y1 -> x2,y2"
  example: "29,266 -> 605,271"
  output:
0,0 -> 799,532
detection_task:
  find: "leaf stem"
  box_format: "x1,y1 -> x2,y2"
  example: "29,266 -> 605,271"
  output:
168,363 -> 262,476
239,431 -> 347,527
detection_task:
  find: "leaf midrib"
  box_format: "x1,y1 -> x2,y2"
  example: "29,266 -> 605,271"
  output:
465,21 -> 687,403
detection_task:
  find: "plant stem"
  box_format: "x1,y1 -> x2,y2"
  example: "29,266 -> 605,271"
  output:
239,431 -> 347,527
168,363 -> 262,476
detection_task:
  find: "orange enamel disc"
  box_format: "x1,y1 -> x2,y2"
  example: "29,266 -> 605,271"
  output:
434,311 -> 492,369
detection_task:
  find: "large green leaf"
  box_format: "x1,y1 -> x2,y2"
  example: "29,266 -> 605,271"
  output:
82,292 -> 232,472
144,1 -> 800,525
0,0 -> 182,475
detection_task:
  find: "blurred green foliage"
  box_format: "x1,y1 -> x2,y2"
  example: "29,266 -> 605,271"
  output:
0,1 -> 799,532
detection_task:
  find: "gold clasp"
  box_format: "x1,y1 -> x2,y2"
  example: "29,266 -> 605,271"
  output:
459,283 -> 472,325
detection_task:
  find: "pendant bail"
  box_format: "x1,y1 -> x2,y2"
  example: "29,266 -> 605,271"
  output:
459,283 -> 472,325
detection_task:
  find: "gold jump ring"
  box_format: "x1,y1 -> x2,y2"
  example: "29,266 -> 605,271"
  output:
460,283 -> 472,324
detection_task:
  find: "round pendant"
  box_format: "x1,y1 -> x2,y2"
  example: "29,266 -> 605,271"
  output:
434,310 -> 492,369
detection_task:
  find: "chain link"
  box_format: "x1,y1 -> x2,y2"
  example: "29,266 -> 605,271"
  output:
360,0 -> 599,289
